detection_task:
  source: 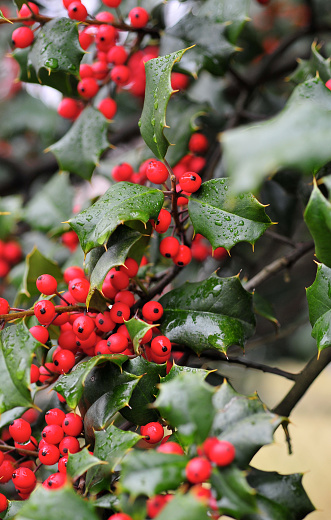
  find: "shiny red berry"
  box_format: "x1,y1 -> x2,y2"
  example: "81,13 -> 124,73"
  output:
43,471 -> 66,489
156,441 -> 184,455
173,244 -> 192,267
112,163 -> 133,182
11,27 -> 34,48
53,349 -> 76,373
34,300 -> 56,325
68,278 -> 90,303
67,1 -> 88,21
0,297 -> 9,314
36,274 -> 58,295
151,209 -> 172,234
9,419 -> 31,443
12,467 -> 36,489
98,97 -> 117,119
142,301 -> 163,321
185,457 -> 212,484
119,257 -> 139,278
41,424 -> 64,445
45,408 -> 66,426
188,133 -> 209,154
62,413 -> 83,437
146,160 -> 169,184
77,77 -> 99,99
179,172 -> 202,193
159,236 -> 180,259
59,436 -> 80,455
106,332 -> 128,353
208,439 -> 236,466
110,65 -> 130,85
109,302 -> 130,323
129,7 -> 149,28
57,98 -> 81,119
141,422 -> 164,444
39,443 -> 60,465
151,336 -> 171,357
0,493 -> 8,513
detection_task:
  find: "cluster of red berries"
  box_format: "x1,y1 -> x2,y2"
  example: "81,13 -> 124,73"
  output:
0,239 -> 22,278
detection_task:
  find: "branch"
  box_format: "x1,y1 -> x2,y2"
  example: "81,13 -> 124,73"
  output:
272,347 -> 331,416
132,265 -> 181,311
244,241 -> 314,292
0,304 -> 95,323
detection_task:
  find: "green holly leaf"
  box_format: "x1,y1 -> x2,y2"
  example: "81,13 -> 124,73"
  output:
69,183 -> 164,254
188,179 -> 272,250
139,47 -> 192,159
154,371 -> 215,445
48,107 -> 109,180
155,493 -> 209,520
66,447 -> 107,482
304,182 -> 331,267
210,381 -> 284,468
0,322 -> 41,413
54,354 -> 128,409
13,49 -> 79,96
125,318 -> 155,355
86,225 -> 143,308
306,263 -> 331,352
28,18 -> 83,77
0,195 -> 23,240
222,77 -> 331,193
120,450 -> 188,498
120,357 -> 167,425
197,0 -> 251,44
23,173 -> 74,233
246,468 -> 315,520
211,466 -> 258,518
159,274 -> 255,355
161,363 -> 210,382
253,292 -> 279,327
15,485 -> 99,520
0,8 -> 13,22
290,43 -> 331,85
1,500 -> 24,520
86,424 -> 141,494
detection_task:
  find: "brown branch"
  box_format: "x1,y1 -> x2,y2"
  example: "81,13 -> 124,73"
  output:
244,241 -> 314,292
0,444 -> 38,457
0,304 -> 97,323
272,347 -> 331,416
132,265 -> 181,311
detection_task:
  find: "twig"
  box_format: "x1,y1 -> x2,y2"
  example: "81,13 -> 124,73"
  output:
132,265 -> 181,311
244,241 -> 314,292
0,304 -> 98,323
264,230 -> 297,248
272,347 -> 331,416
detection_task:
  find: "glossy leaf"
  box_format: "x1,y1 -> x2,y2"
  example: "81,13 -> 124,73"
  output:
139,48 -> 191,159
86,225 -> 142,307
67,447 -> 107,481
49,107 -> 109,180
0,322 -> 40,413
246,468 -> 315,520
23,173 -> 73,232
54,354 -> 128,409
0,196 -> 22,240
125,317 -> 155,355
154,371 -> 215,445
304,182 -> 331,267
188,179 -> 272,251
197,0 -> 251,44
159,274 -> 255,354
1,501 -> 24,520
155,493 -> 209,520
86,424 -> 141,493
211,381 -> 284,468
306,263 -> 331,351
28,17 -> 83,77
120,450 -> 188,498
161,363 -> 210,382
222,77 -> 331,193
15,485 -> 99,520
211,466 -> 258,518
253,292 -> 279,326
120,357 -> 167,425
69,182 -> 164,254
290,43 -> 331,85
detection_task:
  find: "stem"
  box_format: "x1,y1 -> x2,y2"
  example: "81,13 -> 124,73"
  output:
164,159 -> 183,238
244,241 -> 314,292
132,265 -> 181,311
272,347 -> 331,416
264,230 -> 297,248
0,304 -> 98,323
0,444 -> 38,457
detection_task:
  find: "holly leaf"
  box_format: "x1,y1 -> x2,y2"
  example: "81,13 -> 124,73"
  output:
290,43 -> 331,85
139,47 -> 192,159
86,225 -> 143,308
54,354 -> 128,409
304,181 -> 331,267
15,485 -> 99,520
86,424 -> 141,494
23,173 -> 74,232
197,0 -> 251,44
306,263 -> 331,352
211,466 -> 258,518
120,357 -> 167,425
48,107 -> 109,180
210,381 -> 284,468
155,493 -> 209,520
222,77 -> 331,193
0,195 -> 23,240
120,450 -> 188,498
125,318 -> 155,355
246,468 -> 315,520
188,179 -> 272,251
159,274 -> 255,355
253,292 -> 279,327
28,17 -> 83,77
69,183 -> 164,254
0,8 -> 13,22
0,322 -> 41,413
161,363 -> 210,382
66,447 -> 107,482
154,371 -> 215,444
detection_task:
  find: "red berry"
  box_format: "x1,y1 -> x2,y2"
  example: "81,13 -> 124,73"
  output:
43,472 -> 66,489
110,65 -> 130,85
58,330 -> 77,351
102,0 -> 122,6
41,424 -> 64,445
141,422 -> 164,444
67,1 -> 88,21
63,266 -> 85,284
213,247 -> 228,260
29,325 -> 49,344
171,72 -> 190,91
62,413 -> 83,437
108,269 -> 130,291
188,133 -> 209,154
106,333 -> 128,353
114,291 -> 135,308
9,419 -> 31,443
146,495 -> 168,518
77,77 -> 99,99
18,2 -> 39,25
59,436 -> 80,455
112,163 -> 133,182
151,209 -> 172,234
98,97 -> 117,119
34,300 -> 56,325
0,259 -> 10,278
36,274 -> 58,295
128,7 -> 149,28
79,28 -> 94,50
96,11 -> 115,22
156,441 -> 184,455
30,364 -> 40,383
151,336 -> 171,357
179,172 -> 202,193
63,0 -> 81,7
119,257 -> 139,278
45,408 -> 66,426
173,244 -> 192,267
57,98 -> 81,119
79,63 -> 93,78
72,315 -> 95,340
208,439 -> 236,466
0,493 -> 8,513
68,278 -> 90,303
58,455 -> 68,473
107,514 -> 133,520
142,301 -> 163,321
96,24 -> 116,47
0,297 -> 9,314
12,467 -> 36,489
159,236 -> 180,259
185,457 -> 212,484
0,460 -> 15,483
146,160 -> 169,184
109,302 -> 130,323
39,443 -> 60,465
53,349 -> 76,373
11,27 -> 34,48
91,60 -> 109,80
107,45 -> 128,65
3,241 -> 22,264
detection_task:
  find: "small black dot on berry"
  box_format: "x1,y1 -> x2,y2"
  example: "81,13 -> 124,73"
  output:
78,326 -> 84,333
117,311 -> 122,316
40,308 -> 46,314
63,448 -> 68,453
165,253 -> 171,258
54,360 -> 59,366
99,319 -> 104,324
64,420 -> 69,426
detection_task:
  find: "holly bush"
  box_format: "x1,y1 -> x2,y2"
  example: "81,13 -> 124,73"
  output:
0,0 -> 330,518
